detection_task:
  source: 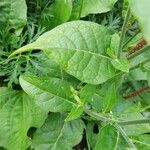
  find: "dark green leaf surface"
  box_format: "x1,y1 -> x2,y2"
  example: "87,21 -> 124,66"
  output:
0,88 -> 46,150
0,0 -> 27,33
32,113 -> 84,150
94,125 -> 128,150
40,0 -> 72,29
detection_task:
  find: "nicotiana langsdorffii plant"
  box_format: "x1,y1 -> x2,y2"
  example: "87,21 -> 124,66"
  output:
0,0 -> 150,150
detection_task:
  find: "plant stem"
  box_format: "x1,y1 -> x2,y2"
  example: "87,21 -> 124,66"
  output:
118,6 -> 131,58
84,108 -> 150,126
128,44 -> 150,60
84,108 -> 117,123
84,108 -> 138,150
119,118 -> 150,126
115,124 -> 137,150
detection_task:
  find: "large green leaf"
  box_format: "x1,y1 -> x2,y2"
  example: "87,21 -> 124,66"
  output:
130,0 -> 150,42
0,0 -> 27,33
94,125 -> 128,150
40,0 -> 72,29
19,74 -> 76,112
12,21 -> 117,84
32,113 -> 84,150
71,0 -> 118,18
0,88 -> 46,150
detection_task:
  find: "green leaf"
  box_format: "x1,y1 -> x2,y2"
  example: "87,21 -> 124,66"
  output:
19,74 -> 76,112
111,58 -> 130,73
40,0 -> 72,29
65,105 -> 83,121
130,0 -> 150,43
102,82 -> 117,112
70,0 -> 83,20
80,84 -> 97,103
12,21 -> 117,85
133,135 -> 150,150
113,100 -> 150,136
94,125 -> 128,150
45,47 -> 116,85
86,122 -> 99,149
108,33 -> 120,57
121,113 -> 150,136
72,0 -> 118,18
0,88 -> 47,150
0,0 -> 27,34
32,113 -> 84,150
91,81 -> 118,112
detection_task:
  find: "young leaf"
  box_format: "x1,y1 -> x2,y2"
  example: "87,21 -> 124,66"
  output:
130,0 -> 150,43
86,122 -> 99,149
103,82 -> 117,112
40,0 -> 72,29
0,0 -> 27,34
32,113 -> 84,150
65,105 -> 83,121
94,125 -> 129,150
90,81 -> 118,112
111,58 -> 130,73
71,0 -> 118,18
0,88 -> 47,150
80,84 -> 97,103
11,21 -> 117,85
19,74 -> 76,112
109,33 -> 120,57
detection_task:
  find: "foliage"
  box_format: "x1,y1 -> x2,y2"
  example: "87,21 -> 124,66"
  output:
0,0 -> 150,150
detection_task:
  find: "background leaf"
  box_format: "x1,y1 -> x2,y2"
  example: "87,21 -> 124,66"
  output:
32,113 -> 84,150
130,0 -> 150,43
0,88 -> 46,150
71,0 -> 118,18
94,124 -> 128,150
40,0 -> 72,30
0,0 -> 27,34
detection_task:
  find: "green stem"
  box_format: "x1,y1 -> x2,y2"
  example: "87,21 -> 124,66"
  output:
84,108 -> 117,123
115,124 -> 137,150
84,108 -> 150,126
78,0 -> 83,19
119,118 -> 150,126
118,7 -> 131,58
84,108 -> 138,149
